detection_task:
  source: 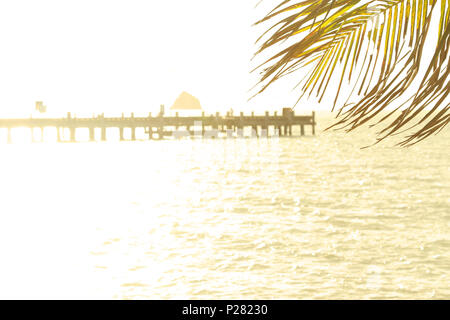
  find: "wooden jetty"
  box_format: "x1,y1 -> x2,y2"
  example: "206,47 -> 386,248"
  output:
0,106 -> 316,143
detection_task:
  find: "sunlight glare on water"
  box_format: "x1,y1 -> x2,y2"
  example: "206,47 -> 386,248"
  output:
0,114 -> 449,299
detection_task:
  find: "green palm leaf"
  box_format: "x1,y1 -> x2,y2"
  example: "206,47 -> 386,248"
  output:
254,0 -> 449,146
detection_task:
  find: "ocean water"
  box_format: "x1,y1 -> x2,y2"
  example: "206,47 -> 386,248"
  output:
0,113 -> 448,299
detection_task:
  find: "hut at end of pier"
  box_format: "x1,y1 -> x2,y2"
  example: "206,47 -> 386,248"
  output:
170,92 -> 202,115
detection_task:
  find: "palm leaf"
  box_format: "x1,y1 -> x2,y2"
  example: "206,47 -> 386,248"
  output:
254,0 -> 450,146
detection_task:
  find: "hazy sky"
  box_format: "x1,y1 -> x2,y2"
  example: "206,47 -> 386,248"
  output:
0,0 -> 307,116
0,1 -> 444,118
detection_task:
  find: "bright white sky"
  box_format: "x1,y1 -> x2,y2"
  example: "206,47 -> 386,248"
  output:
0,1 -> 444,119
0,0 -> 311,117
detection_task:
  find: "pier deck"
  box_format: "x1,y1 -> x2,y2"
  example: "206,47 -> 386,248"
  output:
0,108 -> 316,142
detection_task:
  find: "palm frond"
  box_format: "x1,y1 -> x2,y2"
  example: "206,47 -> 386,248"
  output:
254,0 -> 450,146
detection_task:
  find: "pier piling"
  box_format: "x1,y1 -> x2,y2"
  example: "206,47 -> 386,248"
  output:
89,128 -> 95,142
56,127 -> 61,142
119,127 -> 124,141
101,127 -> 106,141
312,111 -> 316,135
70,127 -> 76,142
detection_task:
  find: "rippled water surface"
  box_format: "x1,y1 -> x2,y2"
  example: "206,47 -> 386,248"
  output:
0,114 -> 449,299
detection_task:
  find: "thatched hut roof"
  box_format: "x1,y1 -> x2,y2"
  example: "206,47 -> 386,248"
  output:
170,92 -> 202,110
